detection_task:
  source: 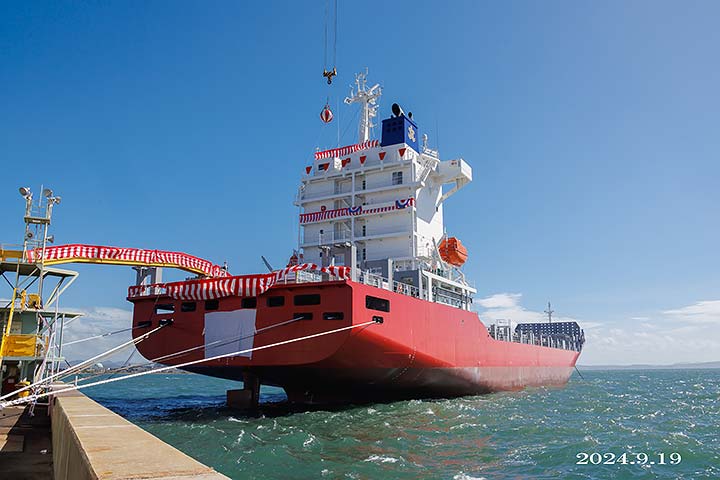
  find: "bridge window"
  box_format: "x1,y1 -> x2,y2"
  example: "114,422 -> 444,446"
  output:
204,300 -> 219,311
294,312 -> 313,320
366,295 -> 390,312
392,171 -> 403,185
294,294 -> 321,306
155,304 -> 174,314
181,302 -> 196,312
267,296 -> 285,307
323,312 -> 344,320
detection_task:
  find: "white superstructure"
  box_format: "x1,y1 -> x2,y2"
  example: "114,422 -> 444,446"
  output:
295,72 -> 476,309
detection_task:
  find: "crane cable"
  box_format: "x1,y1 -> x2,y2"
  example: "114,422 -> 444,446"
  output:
322,0 -> 338,84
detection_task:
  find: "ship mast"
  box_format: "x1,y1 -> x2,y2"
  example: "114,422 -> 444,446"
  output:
344,70 -> 381,143
544,302 -> 554,323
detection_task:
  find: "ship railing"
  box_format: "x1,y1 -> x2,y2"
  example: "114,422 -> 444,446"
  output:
392,279 -> 419,297
280,270 -> 323,284
487,324 -> 584,352
358,270 -> 387,289
302,230 -> 352,245
127,284 -> 168,298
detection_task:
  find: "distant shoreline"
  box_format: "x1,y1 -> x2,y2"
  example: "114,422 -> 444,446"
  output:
578,361 -> 720,371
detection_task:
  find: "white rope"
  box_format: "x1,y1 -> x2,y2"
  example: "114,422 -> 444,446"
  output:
0,324 -> 165,402
75,316 -> 305,385
62,327 -> 136,346
1,320 -> 378,408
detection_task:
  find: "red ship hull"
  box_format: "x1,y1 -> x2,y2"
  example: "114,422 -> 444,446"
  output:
129,280 -> 580,404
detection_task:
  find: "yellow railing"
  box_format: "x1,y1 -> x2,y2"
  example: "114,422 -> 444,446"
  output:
0,247 -> 23,262
0,334 -> 43,358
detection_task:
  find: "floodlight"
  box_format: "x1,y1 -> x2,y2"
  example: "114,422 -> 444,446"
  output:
46,235 -> 54,244
19,187 -> 32,198
43,188 -> 54,198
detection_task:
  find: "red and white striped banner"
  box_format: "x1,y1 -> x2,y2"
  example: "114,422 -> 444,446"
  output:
299,198 -> 415,224
314,140 -> 379,160
127,263 -> 351,300
28,244 -> 230,278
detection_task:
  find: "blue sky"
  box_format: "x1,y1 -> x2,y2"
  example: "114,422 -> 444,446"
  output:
1,1 -> 718,364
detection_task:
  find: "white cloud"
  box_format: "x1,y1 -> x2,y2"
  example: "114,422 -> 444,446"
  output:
474,293 -> 523,309
60,306 -> 137,363
474,294 -> 720,366
580,299 -> 720,365
662,300 -> 720,324
474,292 -> 589,327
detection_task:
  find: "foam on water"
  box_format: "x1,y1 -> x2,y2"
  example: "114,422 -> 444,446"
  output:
85,369 -> 720,480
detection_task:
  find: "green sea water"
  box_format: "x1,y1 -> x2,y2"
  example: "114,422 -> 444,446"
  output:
84,369 -> 719,479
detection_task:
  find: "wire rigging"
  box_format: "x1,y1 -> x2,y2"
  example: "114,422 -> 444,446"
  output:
322,0 -> 338,85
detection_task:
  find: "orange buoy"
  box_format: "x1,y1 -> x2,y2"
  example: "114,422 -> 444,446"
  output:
438,237 -> 468,267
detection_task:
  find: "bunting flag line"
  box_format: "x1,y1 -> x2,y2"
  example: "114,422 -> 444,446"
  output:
127,263 -> 352,300
27,244 -> 229,278
299,198 -> 415,224
314,140 -> 379,160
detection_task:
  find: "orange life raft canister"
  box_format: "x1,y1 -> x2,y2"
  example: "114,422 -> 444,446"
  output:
438,237 -> 468,267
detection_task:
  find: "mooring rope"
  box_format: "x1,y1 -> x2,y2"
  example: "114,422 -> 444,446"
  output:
75,316 -> 306,384
61,326 -> 141,346
0,324 -> 166,402
1,319 -> 379,408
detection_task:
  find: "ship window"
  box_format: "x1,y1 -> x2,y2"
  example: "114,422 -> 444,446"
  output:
155,304 -> 174,314
180,302 -> 196,312
392,171 -> 403,185
362,225 -> 366,236
205,300 -> 219,311
362,248 -> 366,261
267,296 -> 285,307
294,312 -> 313,320
241,297 -> 257,309
366,295 -> 390,312
294,294 -> 321,306
361,180 -> 366,190
323,312 -> 344,320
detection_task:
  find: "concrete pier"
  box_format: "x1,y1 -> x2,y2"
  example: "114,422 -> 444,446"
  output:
0,404 -> 53,479
51,389 -> 230,480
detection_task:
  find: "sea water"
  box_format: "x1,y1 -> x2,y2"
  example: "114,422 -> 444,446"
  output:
85,369 -> 719,479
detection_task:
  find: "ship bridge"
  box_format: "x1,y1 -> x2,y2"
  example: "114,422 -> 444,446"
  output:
296,71 -> 475,310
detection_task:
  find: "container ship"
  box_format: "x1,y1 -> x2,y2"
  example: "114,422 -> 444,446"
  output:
125,72 -> 585,406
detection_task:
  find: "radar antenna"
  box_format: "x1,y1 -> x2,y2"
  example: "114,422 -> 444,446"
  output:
344,69 -> 382,143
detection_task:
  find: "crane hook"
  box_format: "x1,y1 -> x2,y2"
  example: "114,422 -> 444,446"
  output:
323,67 -> 337,85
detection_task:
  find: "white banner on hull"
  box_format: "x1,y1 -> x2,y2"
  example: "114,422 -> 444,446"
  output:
204,309 -> 256,359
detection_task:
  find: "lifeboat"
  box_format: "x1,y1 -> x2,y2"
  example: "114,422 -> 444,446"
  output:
438,237 -> 468,267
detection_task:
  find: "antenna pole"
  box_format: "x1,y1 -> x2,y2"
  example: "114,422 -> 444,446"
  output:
544,302 -> 554,323
344,70 -> 382,143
